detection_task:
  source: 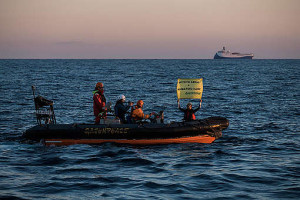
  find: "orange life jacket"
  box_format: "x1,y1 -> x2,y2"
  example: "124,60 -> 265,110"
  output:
131,106 -> 149,121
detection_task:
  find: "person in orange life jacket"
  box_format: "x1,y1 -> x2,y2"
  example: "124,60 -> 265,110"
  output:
177,99 -> 202,121
114,94 -> 133,124
131,100 -> 155,121
93,82 -> 106,124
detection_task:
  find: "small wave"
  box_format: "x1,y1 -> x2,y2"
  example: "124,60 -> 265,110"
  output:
254,122 -> 281,130
55,167 -> 93,173
74,157 -> 100,164
34,157 -> 65,166
223,173 -> 277,185
142,181 -> 185,194
0,195 -> 28,200
116,157 -> 155,166
94,175 -> 133,184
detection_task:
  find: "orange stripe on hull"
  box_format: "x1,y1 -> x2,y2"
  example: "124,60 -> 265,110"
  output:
44,135 -> 215,146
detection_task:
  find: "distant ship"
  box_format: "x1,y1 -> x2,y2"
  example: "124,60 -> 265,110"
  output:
214,47 -> 254,59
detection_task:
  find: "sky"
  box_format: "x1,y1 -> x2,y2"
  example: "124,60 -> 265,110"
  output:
0,0 -> 299,59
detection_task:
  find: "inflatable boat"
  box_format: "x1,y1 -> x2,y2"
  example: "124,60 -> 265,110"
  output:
23,116 -> 229,146
23,86 -> 229,146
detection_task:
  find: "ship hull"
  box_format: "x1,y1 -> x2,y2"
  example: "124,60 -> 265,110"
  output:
214,53 -> 253,59
23,117 -> 229,146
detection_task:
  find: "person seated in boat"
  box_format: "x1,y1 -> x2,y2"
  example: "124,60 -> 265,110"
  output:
93,82 -> 106,124
131,100 -> 155,123
177,99 -> 202,121
114,94 -> 133,124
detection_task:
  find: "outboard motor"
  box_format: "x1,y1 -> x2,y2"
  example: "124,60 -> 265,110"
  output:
150,111 -> 164,124
32,86 -> 56,125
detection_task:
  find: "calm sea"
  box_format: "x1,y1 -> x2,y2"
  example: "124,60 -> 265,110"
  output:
0,59 -> 299,199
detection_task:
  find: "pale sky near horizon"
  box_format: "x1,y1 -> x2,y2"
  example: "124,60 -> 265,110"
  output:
0,0 -> 299,59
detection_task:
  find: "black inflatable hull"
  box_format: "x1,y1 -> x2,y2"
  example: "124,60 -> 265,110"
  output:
23,116 -> 229,146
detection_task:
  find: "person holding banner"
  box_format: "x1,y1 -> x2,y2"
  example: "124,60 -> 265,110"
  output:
177,78 -> 203,121
177,100 -> 202,121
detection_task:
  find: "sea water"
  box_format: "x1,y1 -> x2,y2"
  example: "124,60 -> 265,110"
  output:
0,59 -> 299,199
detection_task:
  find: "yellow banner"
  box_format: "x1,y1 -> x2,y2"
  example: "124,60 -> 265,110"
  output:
177,78 -> 203,99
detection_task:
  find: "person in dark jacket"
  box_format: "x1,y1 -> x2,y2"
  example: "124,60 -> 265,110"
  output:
93,82 -> 106,124
114,94 -> 133,123
178,99 -> 202,121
